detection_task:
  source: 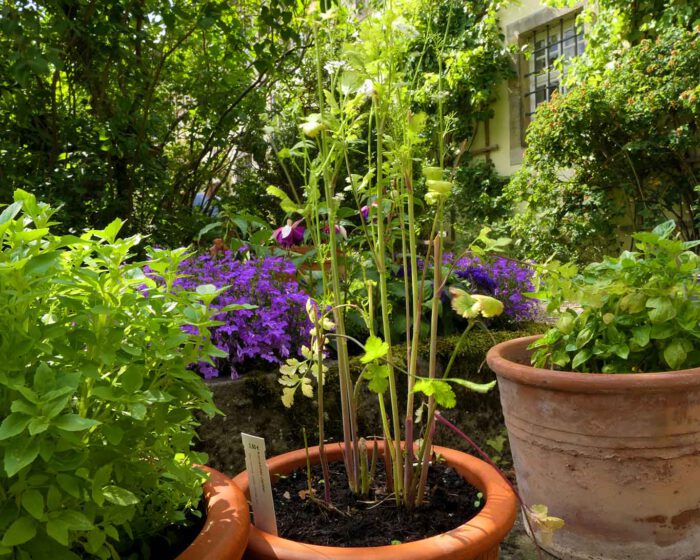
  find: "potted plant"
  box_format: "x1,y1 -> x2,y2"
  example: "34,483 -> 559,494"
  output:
0,190 -> 249,560
241,1 -> 518,558
487,221 -> 700,560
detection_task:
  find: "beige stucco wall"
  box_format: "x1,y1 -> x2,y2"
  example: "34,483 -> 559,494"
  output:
470,0 -> 584,176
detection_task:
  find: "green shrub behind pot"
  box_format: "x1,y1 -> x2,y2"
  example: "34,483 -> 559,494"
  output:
0,190 -> 229,559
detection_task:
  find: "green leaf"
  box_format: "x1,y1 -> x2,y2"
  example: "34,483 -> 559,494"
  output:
413,379 -> 456,408
21,490 -> 44,521
362,364 -> 389,394
46,518 -> 69,546
1,517 -> 36,547
664,340 -> 688,370
361,336 -> 389,364
631,326 -> 650,348
54,414 -> 100,432
102,486 -> 139,506
443,378 -> 496,394
266,186 -> 300,214
5,439 -> 40,477
28,417 -> 50,436
650,322 -> 676,340
572,348 -> 593,369
57,510 -> 94,531
646,296 -> 676,324
0,201 -> 23,225
0,413 -> 31,440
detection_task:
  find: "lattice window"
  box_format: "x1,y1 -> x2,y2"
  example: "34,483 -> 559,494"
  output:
522,15 -> 585,120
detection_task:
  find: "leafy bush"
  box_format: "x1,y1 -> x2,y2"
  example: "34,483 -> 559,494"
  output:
506,27 -> 700,262
531,221 -> 700,373
173,251 -> 311,378
0,190 -> 226,559
446,159 -> 510,242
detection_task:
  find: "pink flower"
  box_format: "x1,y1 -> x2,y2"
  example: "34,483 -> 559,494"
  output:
322,223 -> 348,241
360,200 -> 379,222
273,219 -> 305,248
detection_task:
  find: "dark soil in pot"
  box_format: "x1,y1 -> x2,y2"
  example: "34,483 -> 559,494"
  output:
118,501 -> 206,560
271,459 -> 483,547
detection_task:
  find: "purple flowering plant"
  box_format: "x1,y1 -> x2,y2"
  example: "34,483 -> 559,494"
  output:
173,250 -> 312,379
451,255 -> 539,323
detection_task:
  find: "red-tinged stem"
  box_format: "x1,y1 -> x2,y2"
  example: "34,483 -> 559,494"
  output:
434,412 -> 544,560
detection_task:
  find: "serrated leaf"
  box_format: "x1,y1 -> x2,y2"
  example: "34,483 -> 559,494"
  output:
361,336 -> 389,364
281,387 -> 295,408
413,379 -> 456,408
362,364 -> 390,394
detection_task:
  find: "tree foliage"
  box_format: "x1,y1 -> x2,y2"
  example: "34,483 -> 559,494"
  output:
0,0 -> 305,244
506,0 -> 700,262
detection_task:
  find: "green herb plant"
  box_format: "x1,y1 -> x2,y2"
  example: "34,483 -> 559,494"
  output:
531,221 -> 700,373
270,0 -> 508,510
0,190 -> 239,559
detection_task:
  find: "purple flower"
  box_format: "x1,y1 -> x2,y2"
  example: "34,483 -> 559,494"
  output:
164,251 -> 312,379
360,200 -> 379,222
322,223 -> 348,240
273,219 -> 305,248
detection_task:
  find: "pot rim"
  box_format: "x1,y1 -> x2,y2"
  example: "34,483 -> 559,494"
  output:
487,335 -> 700,393
176,465 -> 250,560
232,441 -> 517,560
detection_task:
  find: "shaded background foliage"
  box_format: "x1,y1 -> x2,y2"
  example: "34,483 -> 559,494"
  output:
505,0 -> 700,263
0,0 -> 305,245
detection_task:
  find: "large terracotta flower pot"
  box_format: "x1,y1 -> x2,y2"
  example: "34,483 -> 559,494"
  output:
177,466 -> 250,560
232,441 -> 517,560
487,335 -> 700,560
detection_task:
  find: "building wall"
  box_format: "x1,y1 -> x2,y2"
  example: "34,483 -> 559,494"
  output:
470,0 -> 584,177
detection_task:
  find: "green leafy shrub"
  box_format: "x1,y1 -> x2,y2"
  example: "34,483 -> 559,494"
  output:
531,221 -> 700,373
447,159 -> 509,242
506,27 -> 700,262
0,190 -> 227,559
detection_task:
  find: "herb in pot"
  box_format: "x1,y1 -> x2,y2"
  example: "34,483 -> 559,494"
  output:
531,221 -> 700,373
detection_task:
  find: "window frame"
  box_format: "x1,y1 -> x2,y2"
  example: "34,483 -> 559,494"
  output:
504,3 -> 585,166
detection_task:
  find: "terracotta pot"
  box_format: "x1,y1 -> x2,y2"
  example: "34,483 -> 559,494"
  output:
487,335 -> 700,560
177,465 -> 250,560
233,441 -> 517,560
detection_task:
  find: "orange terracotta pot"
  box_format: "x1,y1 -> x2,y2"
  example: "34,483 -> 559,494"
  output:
487,335 -> 700,560
177,466 -> 250,560
233,441 -> 517,560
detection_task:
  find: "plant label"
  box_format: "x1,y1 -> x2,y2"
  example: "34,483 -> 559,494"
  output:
241,432 -> 278,536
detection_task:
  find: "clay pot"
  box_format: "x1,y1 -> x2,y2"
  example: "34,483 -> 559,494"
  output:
233,441 -> 517,560
487,335 -> 700,560
177,466 -> 250,560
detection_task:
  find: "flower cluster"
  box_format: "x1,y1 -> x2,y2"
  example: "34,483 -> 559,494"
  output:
173,251 -> 312,378
451,256 -> 539,322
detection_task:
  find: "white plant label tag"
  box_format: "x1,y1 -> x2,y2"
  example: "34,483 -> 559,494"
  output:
241,432 -> 278,536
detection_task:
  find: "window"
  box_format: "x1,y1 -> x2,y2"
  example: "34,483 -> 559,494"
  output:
503,4 -> 585,165
522,15 -> 585,120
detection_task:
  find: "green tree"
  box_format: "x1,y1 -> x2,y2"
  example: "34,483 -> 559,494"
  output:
0,0 -> 305,244
506,1 -> 700,262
